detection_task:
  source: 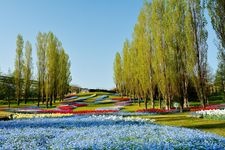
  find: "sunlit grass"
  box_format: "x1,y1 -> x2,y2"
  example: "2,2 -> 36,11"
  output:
139,113 -> 225,137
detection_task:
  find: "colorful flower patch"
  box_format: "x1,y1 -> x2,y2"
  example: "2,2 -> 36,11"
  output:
12,113 -> 74,119
0,115 -> 225,149
190,104 -> 225,112
112,97 -> 130,101
136,108 -> 179,114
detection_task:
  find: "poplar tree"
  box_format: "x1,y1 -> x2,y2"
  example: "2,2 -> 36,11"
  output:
14,34 -> 24,106
23,41 -> 32,104
58,49 -> 71,101
37,32 -> 47,106
122,40 -> 131,96
187,0 -> 208,107
46,32 -> 58,107
151,0 -> 172,109
208,0 -> 225,101
113,52 -> 123,95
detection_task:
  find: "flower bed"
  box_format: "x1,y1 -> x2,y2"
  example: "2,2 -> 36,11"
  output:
64,93 -> 77,98
39,109 -> 119,115
94,99 -> 118,104
136,108 -> 179,114
61,101 -> 88,107
0,115 -> 225,149
95,95 -> 108,101
95,106 -> 123,111
58,105 -> 76,110
12,113 -> 74,119
191,109 -> 225,120
63,96 -> 78,101
190,104 -> 225,112
75,94 -> 96,102
115,101 -> 131,106
112,97 -> 130,101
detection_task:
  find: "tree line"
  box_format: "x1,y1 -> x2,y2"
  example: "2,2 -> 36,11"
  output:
0,32 -> 71,107
113,0 -> 225,112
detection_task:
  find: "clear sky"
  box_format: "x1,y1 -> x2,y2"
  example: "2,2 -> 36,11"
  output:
0,0 -> 218,89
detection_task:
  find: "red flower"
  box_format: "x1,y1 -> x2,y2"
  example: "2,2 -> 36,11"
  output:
112,98 -> 130,101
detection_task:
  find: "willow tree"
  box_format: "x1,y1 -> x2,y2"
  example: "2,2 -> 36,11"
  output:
113,52 -> 123,95
36,32 -> 47,106
23,41 -> 32,104
187,0 -> 208,107
208,0 -> 225,101
14,34 -> 24,106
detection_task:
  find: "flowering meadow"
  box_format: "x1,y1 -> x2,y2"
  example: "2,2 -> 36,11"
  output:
1,115 -> 225,149
12,113 -> 74,119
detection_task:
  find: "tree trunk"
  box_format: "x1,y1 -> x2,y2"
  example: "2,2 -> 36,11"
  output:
50,96 -> 53,107
144,98 -> 148,110
138,97 -> 141,107
17,98 -> 20,106
46,97 -> 49,108
7,98 -> 10,108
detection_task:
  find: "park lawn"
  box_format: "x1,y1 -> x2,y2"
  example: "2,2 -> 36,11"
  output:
140,113 -> 225,137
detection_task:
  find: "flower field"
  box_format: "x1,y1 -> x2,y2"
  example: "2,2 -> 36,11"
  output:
192,109 -> 225,120
1,115 -> 225,149
12,113 -> 74,119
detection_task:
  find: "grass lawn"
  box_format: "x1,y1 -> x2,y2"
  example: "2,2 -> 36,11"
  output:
139,113 -> 225,137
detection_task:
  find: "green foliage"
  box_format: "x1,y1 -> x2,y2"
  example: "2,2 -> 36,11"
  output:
113,52 -> 122,94
208,0 -> 225,101
36,32 -> 72,107
140,113 -> 225,137
113,0 -> 209,110
14,34 -> 24,106
23,41 -> 32,104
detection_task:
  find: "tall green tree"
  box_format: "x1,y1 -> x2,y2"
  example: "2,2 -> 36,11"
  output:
151,0 -> 172,110
122,39 -> 131,96
208,0 -> 225,101
113,52 -> 123,95
36,32 -> 47,106
14,34 -> 24,106
187,0 -> 208,107
132,3 -> 155,109
23,41 -> 32,104
45,32 -> 58,107
58,48 -> 72,101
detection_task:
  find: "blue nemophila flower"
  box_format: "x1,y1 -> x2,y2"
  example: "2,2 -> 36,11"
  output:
0,115 -> 225,149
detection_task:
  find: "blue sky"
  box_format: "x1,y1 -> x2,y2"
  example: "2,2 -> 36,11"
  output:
0,0 -> 218,89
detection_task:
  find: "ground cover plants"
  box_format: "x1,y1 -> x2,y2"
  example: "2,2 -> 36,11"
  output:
1,115 -> 225,149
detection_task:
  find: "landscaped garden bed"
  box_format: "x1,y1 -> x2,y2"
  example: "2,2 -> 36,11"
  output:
0,115 -> 225,149
192,109 -> 225,120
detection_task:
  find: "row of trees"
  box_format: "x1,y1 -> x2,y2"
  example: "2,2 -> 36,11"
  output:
36,32 -> 71,107
208,0 -> 225,101
14,35 -> 33,105
114,0 -> 216,112
8,32 -> 71,107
